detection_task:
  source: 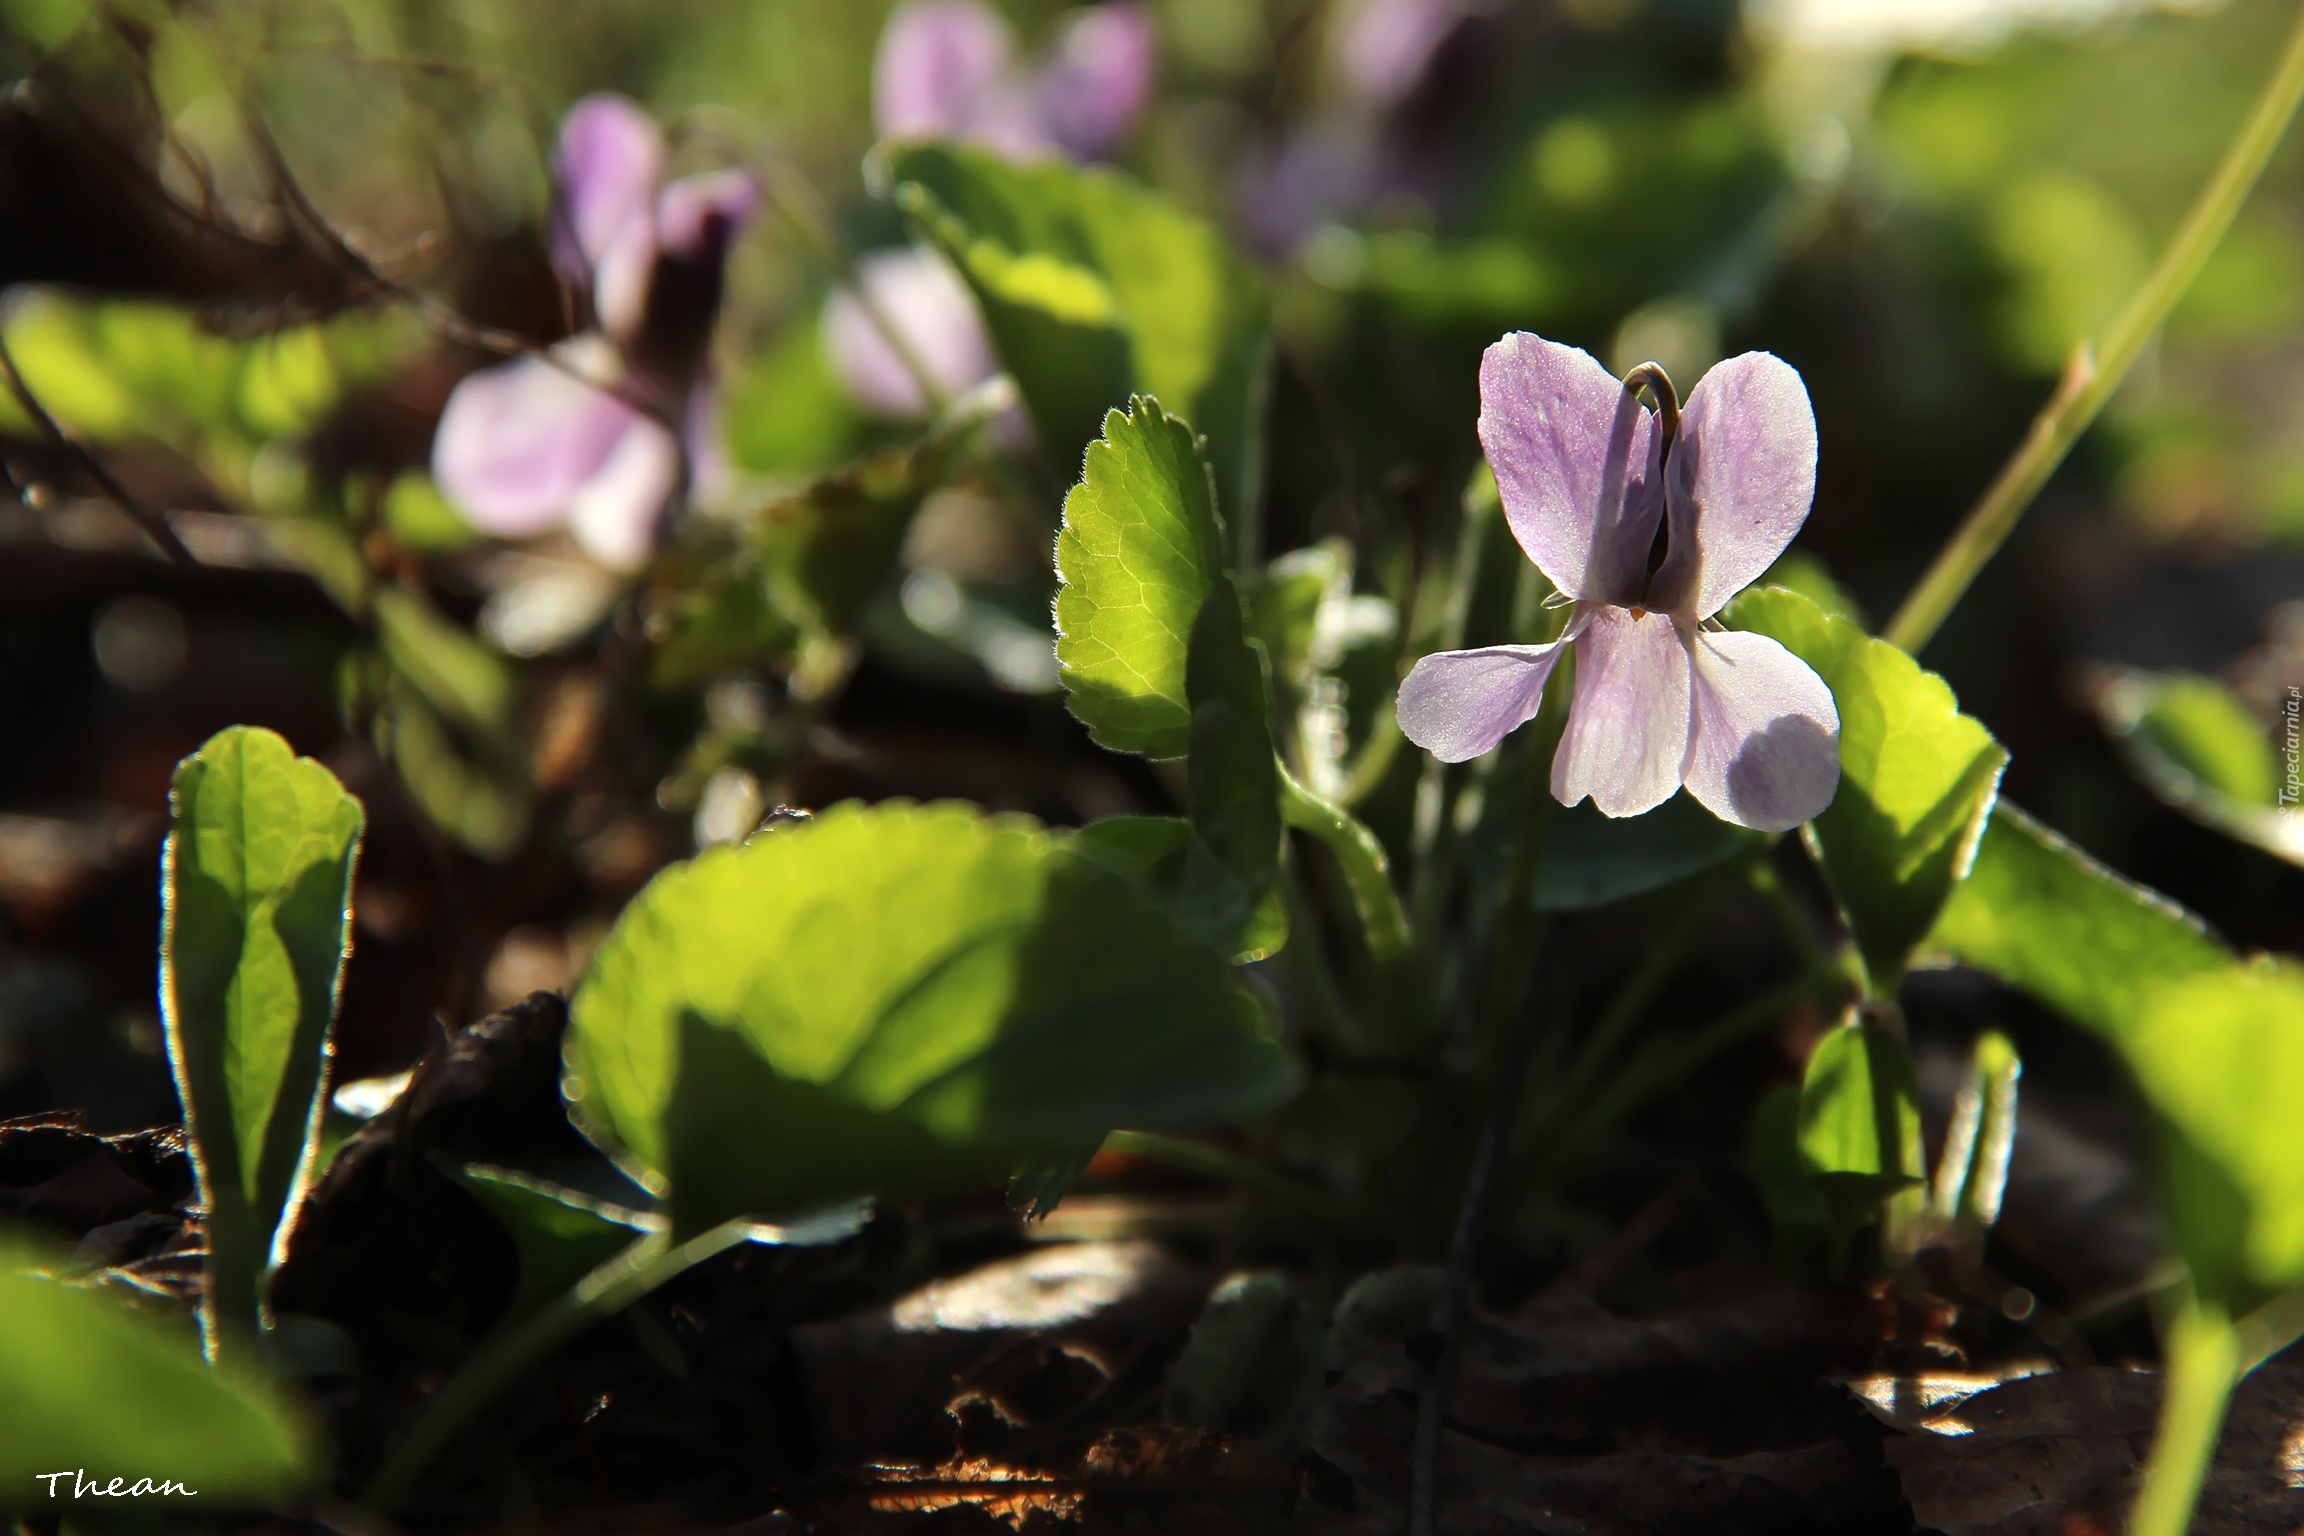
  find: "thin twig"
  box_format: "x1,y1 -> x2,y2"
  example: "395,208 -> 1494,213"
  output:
0,335 -> 199,566
1883,0 -> 2304,655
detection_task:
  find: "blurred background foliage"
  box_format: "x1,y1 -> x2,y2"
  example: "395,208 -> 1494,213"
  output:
0,0 -> 2297,1164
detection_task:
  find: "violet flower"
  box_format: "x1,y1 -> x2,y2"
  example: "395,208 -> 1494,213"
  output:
1396,333 -> 1841,834
872,0 -> 1156,163
432,94 -> 758,570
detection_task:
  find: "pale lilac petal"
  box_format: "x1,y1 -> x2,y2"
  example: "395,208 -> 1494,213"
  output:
1336,0 -> 1463,112
551,94 -> 664,291
875,0 -> 1016,143
1551,606 -> 1690,818
591,216 -> 659,345
567,416 -> 682,571
1037,4 -> 1157,160
431,343 -> 639,538
1654,351 -> 1818,620
1395,641 -> 1566,763
820,246 -> 998,418
1681,629 -> 1840,832
1478,332 -> 1663,609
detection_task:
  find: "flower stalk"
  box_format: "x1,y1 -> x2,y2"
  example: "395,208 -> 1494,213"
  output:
1884,0 -> 2304,656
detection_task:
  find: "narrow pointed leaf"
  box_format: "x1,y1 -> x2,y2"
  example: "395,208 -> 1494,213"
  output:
161,726 -> 363,1348
1726,586 -> 2007,988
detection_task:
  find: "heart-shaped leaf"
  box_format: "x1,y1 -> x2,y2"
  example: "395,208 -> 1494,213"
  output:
887,144 -> 1268,553
567,802 -> 1300,1237
1054,397 -> 1230,757
161,726 -> 363,1350
0,1240 -> 317,1502
1727,586 -> 2008,990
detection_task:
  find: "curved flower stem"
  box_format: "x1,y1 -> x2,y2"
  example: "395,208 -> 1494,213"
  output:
1279,764 -> 1413,963
2132,1291 -> 2241,1536
1884,0 -> 2304,656
363,1218 -> 754,1511
1101,1131 -> 1354,1230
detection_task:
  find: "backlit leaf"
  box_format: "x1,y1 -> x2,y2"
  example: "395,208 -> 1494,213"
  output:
1925,802 -> 2228,1043
888,143 -> 1267,554
159,727 -> 363,1349
567,802 -> 1300,1238
2119,964 -> 2304,1313
1727,586 -> 2008,990
1053,398 -> 1228,757
0,1241 -> 317,1502
1798,1018 -> 1925,1215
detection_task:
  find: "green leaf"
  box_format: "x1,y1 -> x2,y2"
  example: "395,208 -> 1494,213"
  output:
1053,397 -> 1229,757
1797,1018 -> 1925,1227
1071,815 -> 1287,963
1726,585 -> 2009,989
1930,1029 -> 2021,1237
1926,802 -> 2228,1043
1185,574 -> 1285,934
2091,667 -> 2302,866
888,144 -> 1268,553
161,727 -> 363,1349
567,802 -> 1300,1238
0,1242 -> 318,1502
446,1163 -> 646,1323
1747,1083 -> 1829,1233
2122,964 -> 2304,1312
1535,796 -> 1760,912
759,434 -> 956,635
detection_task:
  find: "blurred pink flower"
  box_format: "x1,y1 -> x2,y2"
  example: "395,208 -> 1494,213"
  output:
821,246 -> 998,420
432,94 -> 757,570
1396,334 -> 1841,833
872,1 -> 1156,163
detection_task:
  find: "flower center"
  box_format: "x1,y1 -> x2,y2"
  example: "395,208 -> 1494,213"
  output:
1621,361 -> 1682,599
